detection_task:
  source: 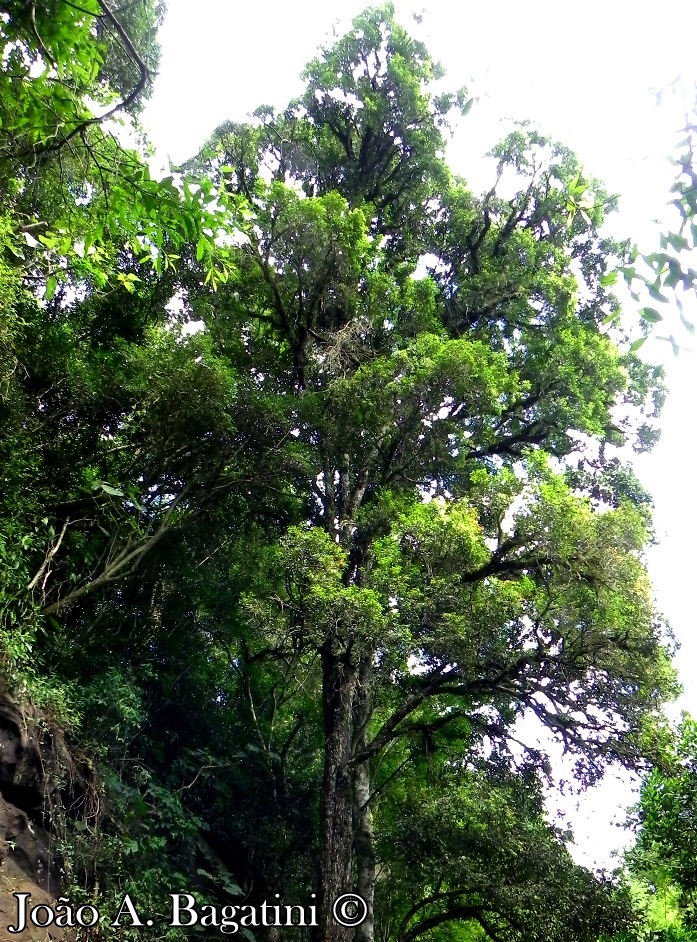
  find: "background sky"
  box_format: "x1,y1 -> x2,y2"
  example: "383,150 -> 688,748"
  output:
142,0 -> 697,871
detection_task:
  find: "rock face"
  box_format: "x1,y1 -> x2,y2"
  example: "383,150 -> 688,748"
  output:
0,793 -> 63,941
0,687 -> 90,942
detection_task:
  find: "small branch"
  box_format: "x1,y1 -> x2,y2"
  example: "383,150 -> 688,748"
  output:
33,0 -> 150,157
174,764 -> 224,795
27,518 -> 70,592
29,0 -> 57,68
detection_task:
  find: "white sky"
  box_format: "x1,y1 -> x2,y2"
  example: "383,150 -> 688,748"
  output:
144,0 -> 697,871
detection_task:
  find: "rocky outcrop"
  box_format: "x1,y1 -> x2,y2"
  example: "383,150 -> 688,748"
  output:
0,686 -> 93,941
0,792 -> 63,941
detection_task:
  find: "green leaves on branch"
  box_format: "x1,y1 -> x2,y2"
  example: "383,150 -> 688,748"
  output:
0,0 -> 242,293
0,8 -> 680,942
621,109 -> 697,353
627,716 -> 697,929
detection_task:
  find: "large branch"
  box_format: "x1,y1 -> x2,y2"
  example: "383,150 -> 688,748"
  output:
41,520 -> 170,616
400,904 -> 486,942
40,479 -> 195,616
349,664 -> 456,765
33,0 -> 150,157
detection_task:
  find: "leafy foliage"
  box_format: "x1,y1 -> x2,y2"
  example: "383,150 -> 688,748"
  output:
616,93 -> 697,353
0,5 -> 681,942
627,717 -> 697,927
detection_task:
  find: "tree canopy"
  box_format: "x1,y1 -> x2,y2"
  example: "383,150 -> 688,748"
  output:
0,5 -> 681,942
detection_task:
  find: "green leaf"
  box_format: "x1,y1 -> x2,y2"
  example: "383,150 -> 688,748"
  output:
639,307 -> 663,324
668,232 -> 689,251
664,264 -> 683,289
679,310 -> 696,335
647,284 -> 669,304
100,483 -> 124,497
44,275 -> 57,302
222,880 -> 243,896
630,337 -> 647,353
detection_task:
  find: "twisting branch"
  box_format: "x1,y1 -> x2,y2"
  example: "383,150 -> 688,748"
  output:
28,0 -> 57,68
27,517 -> 70,593
33,0 -> 150,157
39,480 -> 196,617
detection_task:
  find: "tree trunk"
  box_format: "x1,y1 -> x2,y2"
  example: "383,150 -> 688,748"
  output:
317,646 -> 358,942
353,655 -> 376,942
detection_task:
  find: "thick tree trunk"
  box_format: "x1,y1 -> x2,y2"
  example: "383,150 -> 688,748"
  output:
317,646 -> 358,942
353,655 -> 376,942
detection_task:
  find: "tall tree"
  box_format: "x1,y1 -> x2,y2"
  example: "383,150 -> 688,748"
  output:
184,6 -> 676,940
0,0 -> 251,657
0,5 -> 679,941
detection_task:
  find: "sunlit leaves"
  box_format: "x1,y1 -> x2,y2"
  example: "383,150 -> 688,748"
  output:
0,0 -> 242,294
628,716 -> 697,928
621,111 -> 697,351
0,8 -> 680,941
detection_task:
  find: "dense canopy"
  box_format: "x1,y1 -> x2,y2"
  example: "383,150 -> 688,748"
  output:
0,4 -> 687,942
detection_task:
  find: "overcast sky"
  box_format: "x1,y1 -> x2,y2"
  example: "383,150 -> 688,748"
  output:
142,0 -> 697,870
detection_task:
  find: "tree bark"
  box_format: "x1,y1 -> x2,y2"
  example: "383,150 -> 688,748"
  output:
317,645 -> 359,942
353,655 -> 376,942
